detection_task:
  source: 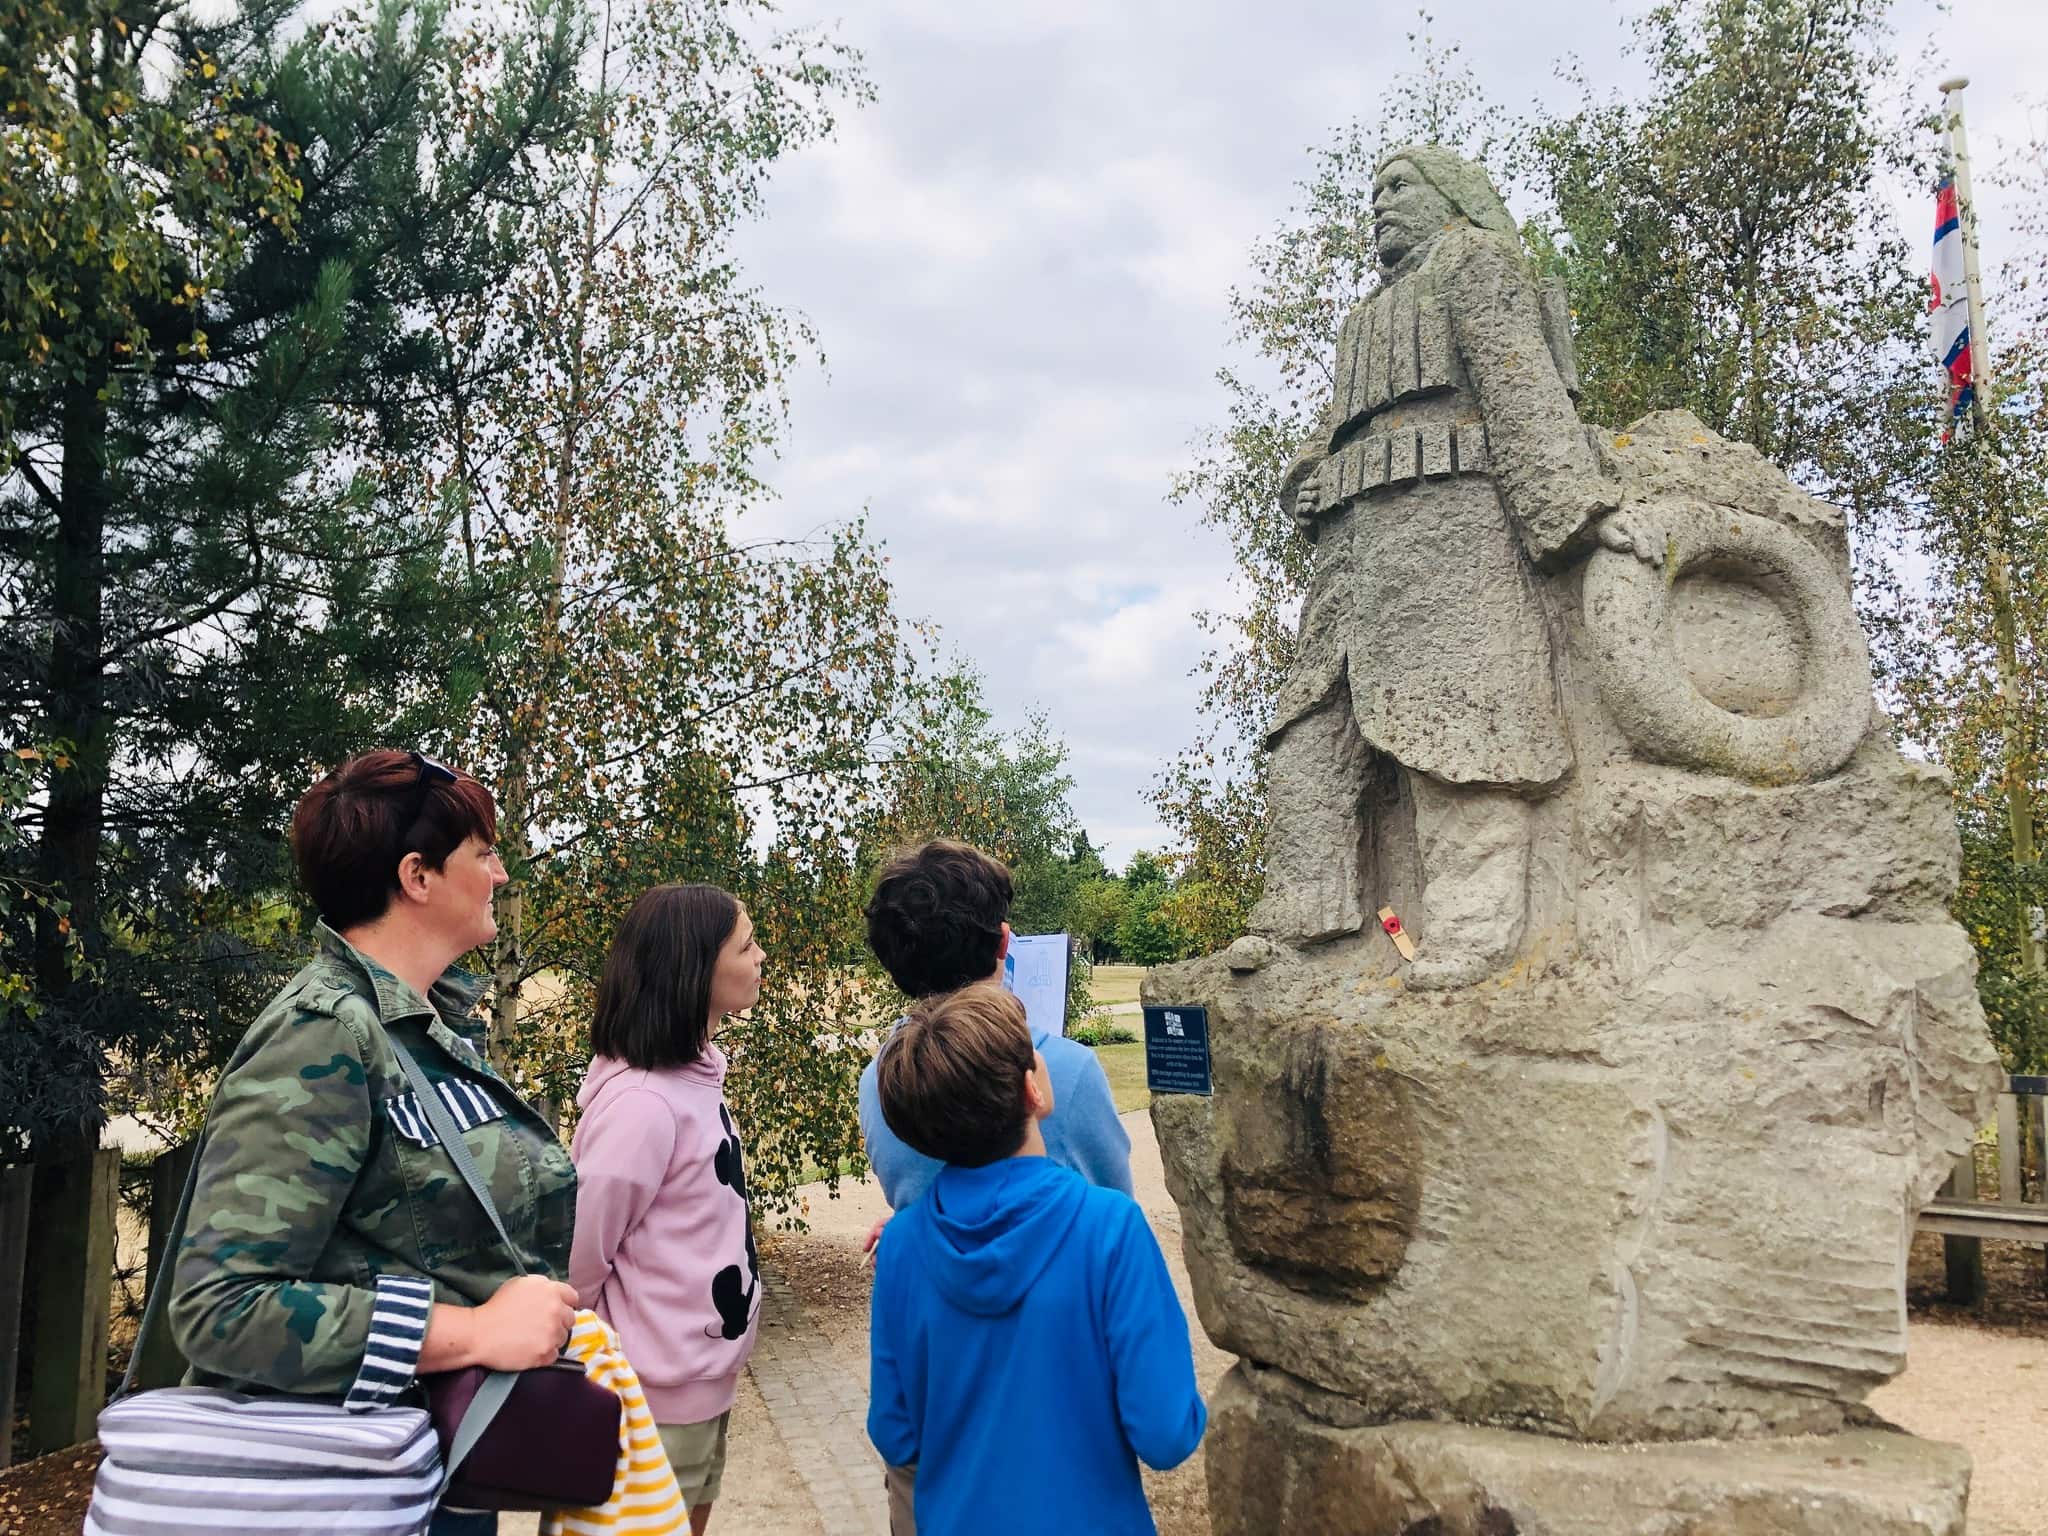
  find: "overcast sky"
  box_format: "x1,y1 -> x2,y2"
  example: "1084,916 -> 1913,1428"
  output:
733,0 -> 2048,867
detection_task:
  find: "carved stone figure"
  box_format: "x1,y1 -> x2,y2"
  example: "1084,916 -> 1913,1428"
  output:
1153,146 -> 2005,1535
1252,146 -> 1617,988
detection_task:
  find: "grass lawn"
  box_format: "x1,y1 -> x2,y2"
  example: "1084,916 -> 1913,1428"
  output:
1093,1040 -> 1150,1114
1090,963 -> 1146,1006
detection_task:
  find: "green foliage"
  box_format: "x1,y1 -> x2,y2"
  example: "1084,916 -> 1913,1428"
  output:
1888,333 -> 2048,1071
388,0 -> 904,1217
1519,0 -> 1933,508
867,671 -> 1083,908
858,669 -> 1110,1045
1067,1021 -> 1136,1048
0,743 -> 95,1158
1954,808 -> 2048,1071
0,0 -> 303,448
1071,874 -> 1131,962
1110,852 -> 1187,967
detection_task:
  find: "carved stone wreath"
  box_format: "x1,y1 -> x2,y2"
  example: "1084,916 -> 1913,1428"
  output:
1583,502 -> 1872,785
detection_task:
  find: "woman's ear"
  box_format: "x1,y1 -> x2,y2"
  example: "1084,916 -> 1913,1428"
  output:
392,850 -> 431,906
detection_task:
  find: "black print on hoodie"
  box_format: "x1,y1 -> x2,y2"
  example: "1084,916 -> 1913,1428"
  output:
706,1103 -> 760,1339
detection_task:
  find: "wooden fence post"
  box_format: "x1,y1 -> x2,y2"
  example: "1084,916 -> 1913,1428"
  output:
0,1164 -> 34,1471
1941,1149 -> 1985,1306
26,1147 -> 119,1454
131,1142 -> 198,1391
2032,1091 -> 2048,1295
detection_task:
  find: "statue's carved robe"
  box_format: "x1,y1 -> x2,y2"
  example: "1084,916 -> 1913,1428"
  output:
1271,226 -> 1603,790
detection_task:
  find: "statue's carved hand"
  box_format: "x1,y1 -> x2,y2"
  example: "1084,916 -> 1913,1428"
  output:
1284,471 -> 1324,541
1292,485 -> 1320,539
1598,510 -> 1664,568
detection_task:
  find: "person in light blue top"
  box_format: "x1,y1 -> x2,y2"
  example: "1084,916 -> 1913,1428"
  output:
857,839 -> 1135,1531
858,839 -> 1133,1209
867,983 -> 1202,1536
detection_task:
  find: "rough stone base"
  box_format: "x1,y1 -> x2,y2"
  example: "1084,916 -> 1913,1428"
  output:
1205,1363 -> 1971,1535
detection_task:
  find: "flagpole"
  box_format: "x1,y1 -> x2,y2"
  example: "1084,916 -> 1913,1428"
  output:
1939,76 -> 1993,434
1939,72 -> 2042,975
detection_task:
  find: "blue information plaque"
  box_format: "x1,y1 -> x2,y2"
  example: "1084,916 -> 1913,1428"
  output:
1143,1004 -> 1212,1096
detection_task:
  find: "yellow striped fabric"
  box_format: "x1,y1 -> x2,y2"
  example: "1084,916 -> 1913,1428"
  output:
541,1311 -> 689,1536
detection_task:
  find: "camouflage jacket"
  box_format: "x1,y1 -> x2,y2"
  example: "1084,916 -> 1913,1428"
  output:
169,923 -> 576,1407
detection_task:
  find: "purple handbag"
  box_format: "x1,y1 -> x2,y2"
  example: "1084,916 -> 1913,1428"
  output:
425,1359 -> 621,1510
391,1039 -> 623,1511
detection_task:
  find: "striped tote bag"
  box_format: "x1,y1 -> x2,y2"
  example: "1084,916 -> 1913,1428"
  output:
83,1111 -> 444,1536
85,1388 -> 440,1536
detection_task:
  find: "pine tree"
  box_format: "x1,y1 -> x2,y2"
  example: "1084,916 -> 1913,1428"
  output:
1,0 -> 586,1155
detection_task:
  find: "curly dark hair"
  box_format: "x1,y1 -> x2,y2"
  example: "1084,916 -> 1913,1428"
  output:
864,840 -> 1012,999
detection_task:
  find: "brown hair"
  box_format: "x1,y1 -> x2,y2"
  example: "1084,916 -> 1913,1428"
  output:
590,883 -> 741,1070
290,750 -> 498,930
875,982 -> 1036,1167
864,840 -> 1013,999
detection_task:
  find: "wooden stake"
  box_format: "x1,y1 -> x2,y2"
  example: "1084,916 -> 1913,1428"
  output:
1378,906 -> 1417,962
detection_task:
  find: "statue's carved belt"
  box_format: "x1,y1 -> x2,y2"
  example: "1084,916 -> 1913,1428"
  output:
1314,422 -> 1489,515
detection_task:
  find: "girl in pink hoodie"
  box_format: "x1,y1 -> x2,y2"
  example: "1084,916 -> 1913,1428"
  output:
570,883 -> 764,1535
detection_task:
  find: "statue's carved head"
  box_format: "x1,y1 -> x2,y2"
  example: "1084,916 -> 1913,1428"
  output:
1372,144 -> 1516,275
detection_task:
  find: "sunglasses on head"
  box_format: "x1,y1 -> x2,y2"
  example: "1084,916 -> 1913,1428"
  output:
403,751 -> 459,835
410,751 -> 458,788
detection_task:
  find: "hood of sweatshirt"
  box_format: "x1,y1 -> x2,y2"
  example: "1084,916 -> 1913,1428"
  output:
575,1044 -> 727,1111
917,1156 -> 1088,1317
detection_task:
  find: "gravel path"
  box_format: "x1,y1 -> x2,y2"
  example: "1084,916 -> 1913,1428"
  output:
1868,1321 -> 2048,1536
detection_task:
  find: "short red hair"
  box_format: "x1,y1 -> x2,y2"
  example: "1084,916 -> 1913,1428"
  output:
290,750 -> 497,929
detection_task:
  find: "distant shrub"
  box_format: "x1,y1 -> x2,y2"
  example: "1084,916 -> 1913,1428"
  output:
1068,1021 -> 1137,1047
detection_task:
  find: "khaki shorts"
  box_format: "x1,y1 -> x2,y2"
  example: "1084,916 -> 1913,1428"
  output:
884,1461 -> 916,1535
657,1413 -> 730,1506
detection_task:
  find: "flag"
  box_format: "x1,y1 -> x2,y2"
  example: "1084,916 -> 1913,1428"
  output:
1931,174 -> 1974,432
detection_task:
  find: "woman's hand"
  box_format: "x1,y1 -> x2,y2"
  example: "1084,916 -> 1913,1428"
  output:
420,1274 -> 580,1374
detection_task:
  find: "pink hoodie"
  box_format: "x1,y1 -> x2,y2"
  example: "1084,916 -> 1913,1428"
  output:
569,1047 -> 760,1423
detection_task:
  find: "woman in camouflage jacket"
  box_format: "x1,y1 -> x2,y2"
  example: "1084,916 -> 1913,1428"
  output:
169,750 -> 581,1536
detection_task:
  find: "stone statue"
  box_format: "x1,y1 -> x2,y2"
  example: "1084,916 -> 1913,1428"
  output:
1153,145 -> 2005,1534
1252,146 -> 1618,987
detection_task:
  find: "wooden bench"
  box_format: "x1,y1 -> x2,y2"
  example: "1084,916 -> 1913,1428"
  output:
1918,1074 -> 2048,1301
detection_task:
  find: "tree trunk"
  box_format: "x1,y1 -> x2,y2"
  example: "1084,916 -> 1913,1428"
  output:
1988,545 -> 2041,976
489,6 -> 611,1100
35,356 -> 113,1152
489,815 -> 529,1081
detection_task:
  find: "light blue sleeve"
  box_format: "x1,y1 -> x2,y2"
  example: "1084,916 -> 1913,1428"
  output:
1046,1041 -> 1134,1197
860,1054 -> 943,1211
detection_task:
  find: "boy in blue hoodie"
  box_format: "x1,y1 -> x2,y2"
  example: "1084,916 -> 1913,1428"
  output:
866,983 -> 1206,1536
858,841 -> 1137,1532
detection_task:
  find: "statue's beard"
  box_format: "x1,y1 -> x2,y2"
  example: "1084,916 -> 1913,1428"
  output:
1379,223 -> 1459,280
1378,235 -> 1428,279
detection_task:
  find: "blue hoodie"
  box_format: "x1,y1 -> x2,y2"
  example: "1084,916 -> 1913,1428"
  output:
867,1157 -> 1206,1536
860,1024 -> 1133,1208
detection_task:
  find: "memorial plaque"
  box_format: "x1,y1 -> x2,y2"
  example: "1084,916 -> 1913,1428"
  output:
1143,1004 -> 1212,1096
